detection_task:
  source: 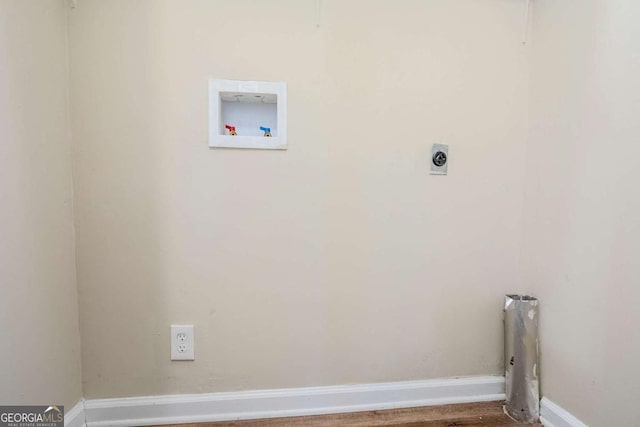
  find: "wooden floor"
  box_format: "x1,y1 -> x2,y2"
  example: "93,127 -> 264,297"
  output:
153,401 -> 542,426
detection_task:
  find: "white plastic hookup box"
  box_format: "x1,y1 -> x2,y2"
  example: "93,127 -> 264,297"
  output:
209,79 -> 287,150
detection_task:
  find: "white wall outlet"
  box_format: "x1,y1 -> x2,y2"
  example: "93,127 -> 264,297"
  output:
171,325 -> 194,361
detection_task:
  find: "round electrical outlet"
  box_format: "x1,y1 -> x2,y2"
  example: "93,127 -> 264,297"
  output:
432,151 -> 447,167
177,332 -> 187,343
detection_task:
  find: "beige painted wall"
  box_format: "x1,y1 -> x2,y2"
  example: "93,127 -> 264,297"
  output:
4,2 -> 638,419
68,0 -> 529,398
524,0 -> 640,424
0,0 -> 83,408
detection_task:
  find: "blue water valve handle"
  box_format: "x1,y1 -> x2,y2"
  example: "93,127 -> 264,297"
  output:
260,126 -> 272,137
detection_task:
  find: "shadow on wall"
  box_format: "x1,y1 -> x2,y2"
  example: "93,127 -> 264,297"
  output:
0,0 -> 82,408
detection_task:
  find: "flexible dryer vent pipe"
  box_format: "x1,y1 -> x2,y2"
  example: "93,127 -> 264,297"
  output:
504,294 -> 539,423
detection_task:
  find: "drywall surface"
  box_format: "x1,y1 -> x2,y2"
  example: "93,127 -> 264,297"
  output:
0,0 -> 83,408
68,0 -> 528,398
523,0 -> 640,424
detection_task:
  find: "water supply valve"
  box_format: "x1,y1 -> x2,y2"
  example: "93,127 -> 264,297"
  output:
260,126 -> 272,137
225,124 -> 237,136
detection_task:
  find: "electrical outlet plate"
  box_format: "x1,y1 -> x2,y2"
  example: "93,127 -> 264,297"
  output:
171,325 -> 194,361
430,143 -> 449,175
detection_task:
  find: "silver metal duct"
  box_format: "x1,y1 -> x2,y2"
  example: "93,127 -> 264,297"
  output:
504,294 -> 539,423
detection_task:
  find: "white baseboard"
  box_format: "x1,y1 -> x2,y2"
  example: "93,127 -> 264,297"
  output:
84,376 -> 505,427
65,400 -> 86,427
540,397 -> 588,427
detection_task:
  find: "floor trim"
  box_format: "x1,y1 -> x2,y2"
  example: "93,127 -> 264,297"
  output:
84,376 -> 505,427
540,397 -> 588,427
65,399 -> 86,427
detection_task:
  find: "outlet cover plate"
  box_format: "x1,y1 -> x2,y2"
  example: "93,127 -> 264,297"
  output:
171,325 -> 194,361
430,143 -> 449,175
